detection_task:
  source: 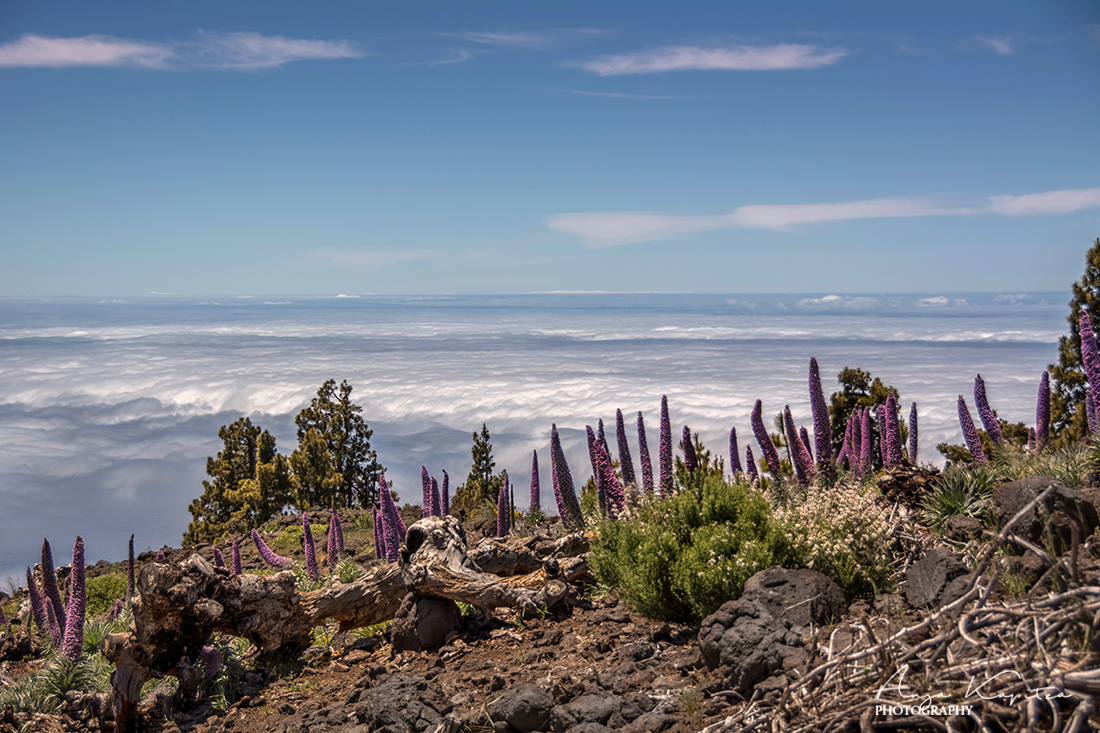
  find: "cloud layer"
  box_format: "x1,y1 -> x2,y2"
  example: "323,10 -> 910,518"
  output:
578,43 -> 850,75
0,31 -> 363,69
548,188 -> 1100,247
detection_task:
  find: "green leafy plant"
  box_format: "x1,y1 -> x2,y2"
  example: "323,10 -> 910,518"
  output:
335,558 -> 363,583
920,465 -> 997,533
85,573 -> 128,619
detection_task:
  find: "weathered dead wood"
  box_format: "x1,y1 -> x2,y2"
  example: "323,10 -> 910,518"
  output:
102,518 -> 591,731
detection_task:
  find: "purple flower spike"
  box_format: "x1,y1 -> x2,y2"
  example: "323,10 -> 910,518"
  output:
877,405 -> 889,466
251,528 -> 293,569
529,450 -> 541,513
430,477 -> 441,517
231,540 -> 241,575
127,534 -> 135,599
586,425 -> 603,502
497,471 -> 511,537
597,420 -> 607,450
45,597 -> 63,649
379,476 -> 402,561
799,427 -> 813,462
442,470 -> 450,516
808,357 -> 834,479
728,427 -> 742,477
550,424 -> 584,529
1036,371 -> 1050,451
1088,390 -> 1098,436
303,514 -> 319,582
751,400 -> 782,478
110,598 -> 123,620
615,409 -> 637,489
908,403 -> 919,464
957,396 -> 988,463
745,446 -> 759,484
784,406 -> 814,485
199,645 -> 223,680
61,536 -> 85,664
659,396 -> 673,499
1080,312 -> 1100,389
860,408 -> 872,475
974,375 -> 1003,444
40,539 -> 66,636
596,438 -> 625,515
212,547 -> 226,569
836,421 -> 850,468
637,412 -> 654,493
885,393 -> 904,468
25,568 -> 47,636
682,425 -> 699,475
421,466 -> 432,518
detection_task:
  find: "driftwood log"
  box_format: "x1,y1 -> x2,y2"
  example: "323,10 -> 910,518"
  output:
102,517 -> 591,732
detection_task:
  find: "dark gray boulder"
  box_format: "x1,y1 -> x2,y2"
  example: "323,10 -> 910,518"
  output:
391,593 -> 461,652
740,567 -> 847,630
489,684 -> 554,732
993,476 -> 1099,553
904,547 -> 969,608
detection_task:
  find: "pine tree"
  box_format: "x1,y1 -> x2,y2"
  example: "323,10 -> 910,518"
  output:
290,379 -> 384,509
453,423 -> 504,513
1048,238 -> 1100,447
184,417 -> 294,544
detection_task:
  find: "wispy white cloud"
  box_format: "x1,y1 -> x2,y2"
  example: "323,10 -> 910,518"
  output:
305,248 -> 439,271
446,29 -> 604,51
0,31 -> 363,69
548,188 -> 1100,247
547,88 -> 698,100
422,49 -> 480,66
974,34 -> 1016,55
577,44 -> 850,76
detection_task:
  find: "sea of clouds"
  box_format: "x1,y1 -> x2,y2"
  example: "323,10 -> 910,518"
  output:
0,292 -> 1067,586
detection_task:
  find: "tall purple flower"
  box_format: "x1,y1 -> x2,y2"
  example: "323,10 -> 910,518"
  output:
808,357 -> 834,479
728,427 -> 742,477
127,534 -> 135,600
876,404 -> 889,466
60,536 -> 85,664
860,408 -> 872,475
373,506 -> 386,561
751,400 -> 782,477
497,471 -> 511,537
421,466 -> 432,518
957,396 -> 988,463
430,477 -> 442,517
1088,390 -> 1098,436
586,425 -> 604,509
784,406 -> 815,485
302,513 -> 319,582
1036,371 -> 1051,450
745,446 -> 759,484
615,409 -> 637,488
845,413 -> 861,478
231,540 -> 241,575
637,412 -> 654,493
212,547 -> 226,569
681,425 -> 699,475
836,420 -> 850,468
529,450 -> 541,513
799,427 -> 813,462
45,597 -> 63,649
597,420 -> 607,451
659,395 -> 673,498
1079,312 -> 1100,390
973,375 -> 1004,444
595,437 -> 625,514
550,424 -> 584,528
908,402 -> 919,464
884,393 -> 903,468
251,529 -> 293,569
379,476 -> 403,560
25,568 -> 47,636
442,470 -> 450,515
40,539 -> 66,636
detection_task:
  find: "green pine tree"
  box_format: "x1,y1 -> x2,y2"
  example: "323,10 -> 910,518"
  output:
828,367 -> 898,471
453,423 -> 504,514
290,379 -> 384,509
184,417 -> 294,544
1048,238 -> 1100,448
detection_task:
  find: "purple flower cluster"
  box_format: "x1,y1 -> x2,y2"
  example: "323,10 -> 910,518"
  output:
60,536 -> 85,664
728,427 -> 742,477
379,476 -> 403,561
497,471 -> 511,537
1080,312 -> 1100,389
637,412 -> 654,493
40,539 -> 66,634
783,406 -> 814,485
745,445 -> 759,484
127,534 -> 135,599
212,547 -> 226,569
751,400 -> 781,478
860,408 -> 872,475
25,567 -> 47,638
442,471 -> 450,515
431,477 -> 442,517
529,450 -> 541,513
615,409 -> 637,489
908,402 -> 919,465
421,466 -> 432,518
884,393 -> 903,468
973,375 -> 1003,444
251,528 -> 293,569
550,424 -> 584,528
957,396 -> 988,463
302,513 -> 319,582
1036,371 -> 1050,450
808,357 -> 834,479
659,396 -> 673,499
681,425 -> 699,476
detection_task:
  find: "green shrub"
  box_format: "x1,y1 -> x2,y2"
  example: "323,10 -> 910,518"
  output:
920,465 -> 997,534
86,573 -> 128,618
271,524 -> 303,556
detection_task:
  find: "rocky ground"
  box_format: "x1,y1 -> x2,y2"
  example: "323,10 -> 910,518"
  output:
3,473 -> 1100,733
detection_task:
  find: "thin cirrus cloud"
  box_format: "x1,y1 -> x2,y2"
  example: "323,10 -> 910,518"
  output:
547,188 -> 1100,247
445,29 -> 604,51
577,43 -> 850,76
0,31 -> 363,69
974,34 -> 1016,55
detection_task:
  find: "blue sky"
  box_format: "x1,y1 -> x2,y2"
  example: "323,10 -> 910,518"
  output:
1,1 -> 1098,295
